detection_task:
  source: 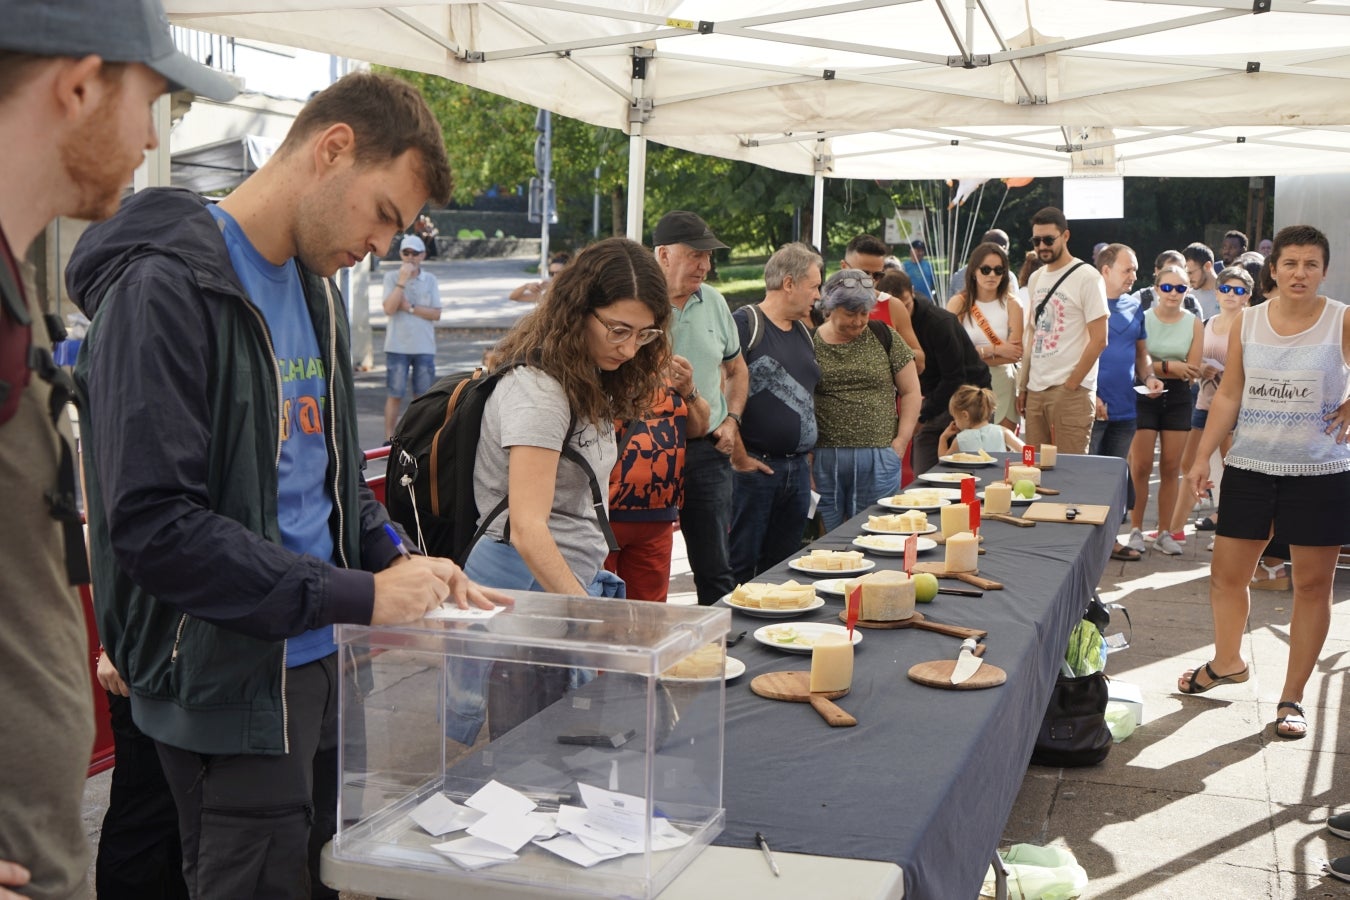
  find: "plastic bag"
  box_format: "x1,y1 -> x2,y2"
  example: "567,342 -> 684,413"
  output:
1105,701 -> 1136,742
1064,620 -> 1105,676
981,843 -> 1088,900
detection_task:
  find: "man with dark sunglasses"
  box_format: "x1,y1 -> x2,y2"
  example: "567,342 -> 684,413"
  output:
1016,207 -> 1108,454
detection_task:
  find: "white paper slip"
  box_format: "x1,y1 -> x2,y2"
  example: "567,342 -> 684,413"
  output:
534,834 -> 626,868
465,780 -> 536,818
432,836 -> 518,870
530,811 -> 561,839
467,811 -> 542,853
409,793 -> 481,836
424,603 -> 505,621
650,817 -> 693,852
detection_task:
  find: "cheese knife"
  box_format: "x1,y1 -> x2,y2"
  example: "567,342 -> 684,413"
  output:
950,638 -> 984,685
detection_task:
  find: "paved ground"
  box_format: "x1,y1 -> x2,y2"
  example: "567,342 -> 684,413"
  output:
79,258 -> 1350,897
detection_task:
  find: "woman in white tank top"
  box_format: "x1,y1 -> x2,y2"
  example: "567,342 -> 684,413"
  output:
947,242 -> 1024,429
1177,226 -> 1350,741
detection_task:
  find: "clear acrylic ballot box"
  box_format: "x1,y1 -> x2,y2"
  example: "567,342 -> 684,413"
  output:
325,593 -> 731,899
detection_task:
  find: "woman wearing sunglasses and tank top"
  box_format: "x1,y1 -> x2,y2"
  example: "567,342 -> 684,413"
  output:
948,241 -> 1025,430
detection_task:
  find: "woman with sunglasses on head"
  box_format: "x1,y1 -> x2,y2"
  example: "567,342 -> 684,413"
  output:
1166,266 -> 1253,545
948,241 -> 1024,430
1125,263 -> 1204,556
812,270 -> 921,531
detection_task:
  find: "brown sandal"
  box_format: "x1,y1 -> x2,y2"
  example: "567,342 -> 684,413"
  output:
1178,662 -> 1250,695
1274,701 -> 1307,739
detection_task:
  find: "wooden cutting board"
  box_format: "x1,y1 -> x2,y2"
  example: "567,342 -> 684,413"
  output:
985,512 -> 1035,527
750,671 -> 856,726
909,562 -> 1003,590
907,659 -> 1007,690
1022,502 -> 1111,525
836,609 -> 985,639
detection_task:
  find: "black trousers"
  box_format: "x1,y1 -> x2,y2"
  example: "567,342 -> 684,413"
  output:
96,693 -> 189,900
156,654 -> 339,900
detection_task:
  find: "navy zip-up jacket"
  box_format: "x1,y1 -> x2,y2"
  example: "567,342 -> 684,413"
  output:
69,188 -> 400,755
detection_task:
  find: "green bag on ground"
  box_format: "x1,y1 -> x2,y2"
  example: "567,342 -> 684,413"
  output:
981,843 -> 1088,899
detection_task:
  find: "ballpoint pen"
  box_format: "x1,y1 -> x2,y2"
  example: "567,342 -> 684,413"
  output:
755,831 -> 780,877
383,523 -> 413,560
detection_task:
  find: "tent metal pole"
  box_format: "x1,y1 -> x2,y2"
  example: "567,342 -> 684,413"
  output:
812,170 -> 825,251
626,133 -> 647,241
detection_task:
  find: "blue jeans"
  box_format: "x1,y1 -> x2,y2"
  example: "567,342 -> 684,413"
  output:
444,540 -> 624,745
1090,418 -> 1137,517
679,439 -> 735,605
729,452 -> 812,584
813,447 -> 902,533
385,351 -> 435,398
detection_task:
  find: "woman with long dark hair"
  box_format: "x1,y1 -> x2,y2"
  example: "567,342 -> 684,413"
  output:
947,241 -> 1024,430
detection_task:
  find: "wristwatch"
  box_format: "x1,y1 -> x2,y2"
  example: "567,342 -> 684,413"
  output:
726,411 -> 743,426
684,386 -> 701,404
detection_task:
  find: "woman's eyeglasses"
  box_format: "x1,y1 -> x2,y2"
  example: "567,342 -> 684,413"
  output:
591,311 -> 663,346
1030,235 -> 1059,247
977,265 -> 1007,276
834,275 -> 874,291
1157,283 -> 1188,294
1218,284 -> 1249,296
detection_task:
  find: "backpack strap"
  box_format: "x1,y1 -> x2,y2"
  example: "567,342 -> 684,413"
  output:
866,319 -> 894,354
735,303 -> 768,354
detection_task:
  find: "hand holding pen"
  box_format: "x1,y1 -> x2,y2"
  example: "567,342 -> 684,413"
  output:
369,523 -> 511,625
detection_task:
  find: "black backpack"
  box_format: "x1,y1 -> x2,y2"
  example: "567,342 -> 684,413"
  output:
385,363 -> 617,565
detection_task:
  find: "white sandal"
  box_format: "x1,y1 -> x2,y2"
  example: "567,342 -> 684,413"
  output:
1250,561 -> 1290,591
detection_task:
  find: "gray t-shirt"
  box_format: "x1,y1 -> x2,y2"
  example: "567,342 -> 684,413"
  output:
382,268 -> 440,355
473,367 -> 616,582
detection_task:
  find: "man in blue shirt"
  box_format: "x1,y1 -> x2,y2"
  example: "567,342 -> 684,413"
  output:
1090,244 -> 1162,560
71,73 -> 503,899
903,238 -> 938,303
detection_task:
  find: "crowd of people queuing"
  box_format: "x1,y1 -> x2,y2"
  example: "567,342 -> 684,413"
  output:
5,0 -> 1350,895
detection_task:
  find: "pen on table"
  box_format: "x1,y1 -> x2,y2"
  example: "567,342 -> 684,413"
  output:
382,523 -> 413,560
755,831 -> 780,877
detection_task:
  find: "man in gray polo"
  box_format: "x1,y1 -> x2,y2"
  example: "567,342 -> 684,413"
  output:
653,211 -> 747,604
0,2 -> 235,897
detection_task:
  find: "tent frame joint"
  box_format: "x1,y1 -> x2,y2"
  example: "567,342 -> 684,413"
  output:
629,98 -> 653,124
947,54 -> 991,69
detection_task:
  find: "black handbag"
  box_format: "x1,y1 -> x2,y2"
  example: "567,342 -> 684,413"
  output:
1030,670 -> 1112,767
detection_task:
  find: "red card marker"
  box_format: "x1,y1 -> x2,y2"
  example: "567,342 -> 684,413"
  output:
969,498 -> 981,536
904,533 -> 918,574
1022,445 -> 1036,467
960,476 -> 976,505
846,585 -> 861,637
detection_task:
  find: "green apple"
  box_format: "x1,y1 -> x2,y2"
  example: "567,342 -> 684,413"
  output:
1013,479 -> 1036,499
913,572 -> 939,603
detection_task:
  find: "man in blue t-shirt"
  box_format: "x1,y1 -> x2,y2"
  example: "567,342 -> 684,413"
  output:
1090,244 -> 1162,561
903,238 -> 938,303
729,243 -> 823,583
71,73 -> 503,899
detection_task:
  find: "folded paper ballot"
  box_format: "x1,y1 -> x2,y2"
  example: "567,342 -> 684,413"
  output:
424,603 -> 505,621
412,778 -> 691,870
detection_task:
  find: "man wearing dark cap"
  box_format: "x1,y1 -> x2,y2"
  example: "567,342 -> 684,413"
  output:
903,238 -> 938,302
0,2 -> 234,897
653,210 -> 747,605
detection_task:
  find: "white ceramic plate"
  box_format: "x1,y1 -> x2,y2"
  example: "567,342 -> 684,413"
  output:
939,454 -> 999,467
754,622 -> 863,654
787,557 -> 876,576
661,656 -> 747,683
719,594 -> 826,618
876,495 -> 950,511
860,522 -> 938,536
978,489 -> 1042,504
812,578 -> 851,597
852,535 -> 937,556
917,472 -> 981,484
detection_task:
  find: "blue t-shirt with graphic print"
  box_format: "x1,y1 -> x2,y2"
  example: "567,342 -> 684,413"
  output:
209,205 -> 336,667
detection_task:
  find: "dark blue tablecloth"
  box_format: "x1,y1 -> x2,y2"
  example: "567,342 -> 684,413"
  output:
712,453 -> 1128,900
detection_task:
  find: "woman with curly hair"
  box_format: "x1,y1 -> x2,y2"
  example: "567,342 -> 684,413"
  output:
468,237 -> 671,597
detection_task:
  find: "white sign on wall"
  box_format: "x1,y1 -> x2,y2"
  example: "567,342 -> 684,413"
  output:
885,210 -> 926,245
1063,177 -> 1124,220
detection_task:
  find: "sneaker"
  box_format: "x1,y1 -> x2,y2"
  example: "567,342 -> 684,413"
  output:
1326,856 -> 1350,883
1206,536 -> 1215,552
1127,528 -> 1147,553
1172,530 -> 1187,544
1329,811 -> 1350,839
1155,532 -> 1184,555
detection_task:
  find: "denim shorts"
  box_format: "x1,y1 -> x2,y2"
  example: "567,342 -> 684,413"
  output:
386,352 -> 435,398
1191,406 -> 1208,430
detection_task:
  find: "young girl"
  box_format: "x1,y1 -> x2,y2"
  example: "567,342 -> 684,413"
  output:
939,384 -> 1025,456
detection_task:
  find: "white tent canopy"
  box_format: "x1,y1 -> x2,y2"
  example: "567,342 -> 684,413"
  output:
166,0 -> 1350,177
